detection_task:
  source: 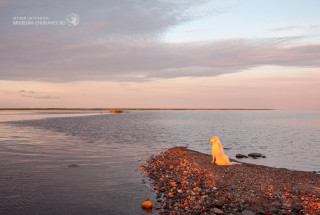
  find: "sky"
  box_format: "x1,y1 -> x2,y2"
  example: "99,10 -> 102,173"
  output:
0,0 -> 320,109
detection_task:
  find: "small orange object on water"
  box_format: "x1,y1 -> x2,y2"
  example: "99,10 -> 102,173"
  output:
141,200 -> 153,209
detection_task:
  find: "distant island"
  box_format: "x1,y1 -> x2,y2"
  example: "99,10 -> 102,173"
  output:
0,108 -> 275,111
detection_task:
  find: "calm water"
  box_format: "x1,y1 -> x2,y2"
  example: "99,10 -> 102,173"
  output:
0,110 -> 319,214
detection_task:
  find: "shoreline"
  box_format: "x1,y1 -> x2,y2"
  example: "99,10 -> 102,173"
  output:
141,147 -> 320,214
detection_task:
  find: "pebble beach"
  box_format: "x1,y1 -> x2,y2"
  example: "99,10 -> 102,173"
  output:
141,147 -> 320,214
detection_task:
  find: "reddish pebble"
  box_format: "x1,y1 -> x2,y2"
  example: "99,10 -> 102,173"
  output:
141,200 -> 153,209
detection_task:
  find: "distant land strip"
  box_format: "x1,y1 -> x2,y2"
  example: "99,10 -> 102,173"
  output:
0,108 -> 275,111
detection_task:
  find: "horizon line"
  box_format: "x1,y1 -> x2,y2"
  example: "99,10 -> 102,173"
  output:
0,108 -> 276,111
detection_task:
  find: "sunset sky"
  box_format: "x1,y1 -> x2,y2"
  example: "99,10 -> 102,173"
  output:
1,0 -> 320,109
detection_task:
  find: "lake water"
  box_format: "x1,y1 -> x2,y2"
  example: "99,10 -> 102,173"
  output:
0,110 -> 319,214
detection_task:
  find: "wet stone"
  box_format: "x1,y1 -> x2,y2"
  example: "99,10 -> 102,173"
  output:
236,154 -> 248,159
67,164 -> 79,168
248,153 -> 262,158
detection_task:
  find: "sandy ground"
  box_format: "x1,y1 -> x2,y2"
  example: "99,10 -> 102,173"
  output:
141,147 -> 320,215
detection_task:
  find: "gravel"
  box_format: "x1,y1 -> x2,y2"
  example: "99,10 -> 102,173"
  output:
140,147 -> 320,214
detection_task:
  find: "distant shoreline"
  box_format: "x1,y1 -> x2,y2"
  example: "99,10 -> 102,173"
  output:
0,108 -> 275,111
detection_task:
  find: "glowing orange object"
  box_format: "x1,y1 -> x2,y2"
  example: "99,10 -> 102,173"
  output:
141,200 -> 152,209
210,136 -> 232,165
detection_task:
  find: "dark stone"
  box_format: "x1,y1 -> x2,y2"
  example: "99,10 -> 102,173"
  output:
262,156 -> 266,158
292,206 -> 302,212
206,203 -> 214,208
236,154 -> 246,158
68,164 -> 79,168
248,153 -> 262,158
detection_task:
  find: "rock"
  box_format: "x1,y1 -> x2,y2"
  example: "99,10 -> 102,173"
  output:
271,201 -> 282,207
141,200 -> 153,209
279,209 -> 289,215
269,208 -> 279,213
248,153 -> 262,158
292,206 -> 302,212
193,187 -> 201,192
213,208 -> 224,214
214,199 -> 224,208
67,164 -> 79,168
170,181 -> 177,187
241,210 -> 255,215
202,207 -> 209,212
236,154 -> 246,158
257,210 -> 266,215
231,185 -> 239,189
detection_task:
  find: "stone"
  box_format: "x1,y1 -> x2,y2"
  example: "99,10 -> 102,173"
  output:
269,208 -> 279,213
279,210 -> 289,215
141,200 -> 152,209
67,164 -> 79,168
170,181 -> 177,187
241,210 -> 255,215
292,206 -> 302,212
214,199 -> 224,208
236,154 -> 245,158
271,201 -> 282,207
248,153 -> 262,158
213,208 -> 224,214
231,185 -> 239,189
202,207 -> 209,212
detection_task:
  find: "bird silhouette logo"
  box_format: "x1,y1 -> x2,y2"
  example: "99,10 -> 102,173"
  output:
66,13 -> 79,27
